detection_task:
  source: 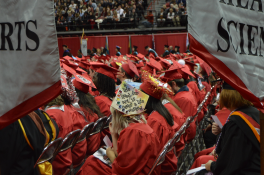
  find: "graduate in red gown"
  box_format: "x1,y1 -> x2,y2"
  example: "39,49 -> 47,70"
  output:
82,81 -> 161,175
140,72 -> 178,175
45,96 -> 76,175
72,73 -> 104,173
90,64 -> 119,117
165,69 -> 197,142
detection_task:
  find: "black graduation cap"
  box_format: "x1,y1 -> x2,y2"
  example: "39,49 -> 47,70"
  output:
175,46 -> 180,49
92,47 -> 97,52
133,45 -> 138,50
222,81 -> 235,90
145,46 -> 149,49
164,45 -> 169,48
62,45 -> 68,47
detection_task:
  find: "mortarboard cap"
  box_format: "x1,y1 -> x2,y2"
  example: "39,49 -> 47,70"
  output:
145,46 -> 149,49
73,73 -> 96,93
122,59 -> 139,78
96,64 -> 119,80
164,45 -> 169,48
222,81 -> 235,90
133,45 -> 138,50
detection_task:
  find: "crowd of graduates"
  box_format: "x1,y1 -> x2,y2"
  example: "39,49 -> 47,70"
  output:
0,43 -> 260,175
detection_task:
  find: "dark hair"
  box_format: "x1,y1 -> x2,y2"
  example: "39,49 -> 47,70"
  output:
133,74 -> 141,82
75,88 -> 103,117
97,72 -> 116,98
121,67 -> 132,79
168,78 -> 185,89
145,94 -> 174,126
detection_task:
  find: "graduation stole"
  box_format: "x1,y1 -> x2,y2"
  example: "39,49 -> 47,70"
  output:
18,112 -> 56,175
232,111 -> 260,143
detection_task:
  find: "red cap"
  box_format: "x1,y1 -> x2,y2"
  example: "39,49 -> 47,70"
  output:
149,58 -> 163,71
136,61 -> 144,68
163,68 -> 183,81
76,67 -> 87,74
141,63 -> 154,74
185,61 -> 196,71
96,64 -> 119,80
170,59 -> 184,70
140,71 -> 174,99
79,61 -> 90,69
137,53 -> 145,60
196,56 -> 211,76
180,65 -> 195,78
122,59 -> 139,78
73,73 -> 96,93
63,56 -> 74,62
89,62 -> 105,71
159,58 -> 171,69
129,55 -> 139,62
62,63 -> 77,76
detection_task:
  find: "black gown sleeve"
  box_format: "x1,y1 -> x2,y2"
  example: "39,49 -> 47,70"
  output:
210,120 -> 257,175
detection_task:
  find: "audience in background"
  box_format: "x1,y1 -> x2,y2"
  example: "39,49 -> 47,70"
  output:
55,0 -> 187,31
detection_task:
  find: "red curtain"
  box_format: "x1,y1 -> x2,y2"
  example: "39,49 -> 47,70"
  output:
167,33 -> 187,53
57,33 -> 187,57
58,37 -> 80,57
154,35 -> 168,56
108,36 -> 129,56
84,36 -> 106,50
131,35 -> 152,56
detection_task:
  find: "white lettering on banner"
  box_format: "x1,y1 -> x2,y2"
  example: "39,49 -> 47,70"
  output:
188,0 -> 264,100
0,0 -> 60,127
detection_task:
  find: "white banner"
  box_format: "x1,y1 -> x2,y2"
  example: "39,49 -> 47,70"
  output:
188,0 -> 264,101
81,39 -> 87,56
0,0 -> 61,128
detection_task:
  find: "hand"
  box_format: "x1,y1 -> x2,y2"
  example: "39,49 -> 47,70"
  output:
212,122 -> 221,135
205,160 -> 213,171
204,124 -> 212,133
106,147 -> 116,163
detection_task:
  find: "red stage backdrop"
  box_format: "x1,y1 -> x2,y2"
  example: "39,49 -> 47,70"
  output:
58,33 -> 187,57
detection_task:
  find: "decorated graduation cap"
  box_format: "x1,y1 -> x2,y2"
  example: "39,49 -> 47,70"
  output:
122,59 -> 139,78
96,64 -> 119,80
140,71 -> 174,99
111,81 -> 149,118
73,73 -> 96,93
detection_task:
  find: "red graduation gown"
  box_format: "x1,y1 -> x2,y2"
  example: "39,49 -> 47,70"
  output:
95,95 -> 112,117
71,109 -> 88,171
164,103 -> 186,155
147,111 -> 178,175
215,107 -> 231,126
82,123 -> 161,175
46,105 -> 75,175
173,90 -> 197,141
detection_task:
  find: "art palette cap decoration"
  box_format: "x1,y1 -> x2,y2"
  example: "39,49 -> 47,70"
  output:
140,71 -> 174,99
111,81 -> 149,119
